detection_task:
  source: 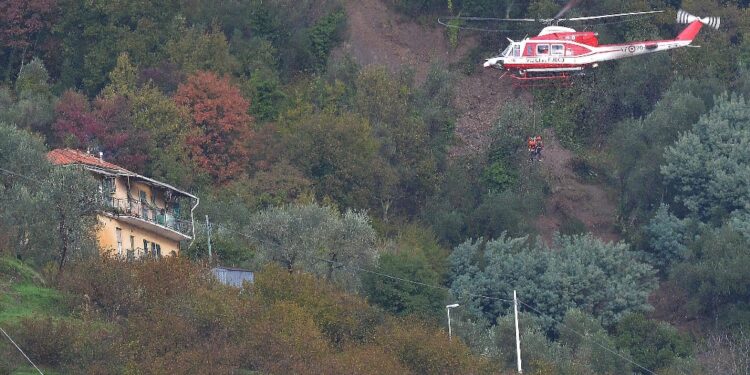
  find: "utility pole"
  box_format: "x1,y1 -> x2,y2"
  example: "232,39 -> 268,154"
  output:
446,304 -> 459,341
514,290 -> 523,374
205,215 -> 212,261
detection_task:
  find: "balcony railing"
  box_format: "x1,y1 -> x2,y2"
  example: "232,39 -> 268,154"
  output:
102,197 -> 192,237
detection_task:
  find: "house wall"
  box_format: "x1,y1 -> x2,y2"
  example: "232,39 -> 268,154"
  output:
111,177 -> 168,210
97,214 -> 181,258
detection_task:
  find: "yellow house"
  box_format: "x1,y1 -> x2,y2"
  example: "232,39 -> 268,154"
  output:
48,149 -> 199,258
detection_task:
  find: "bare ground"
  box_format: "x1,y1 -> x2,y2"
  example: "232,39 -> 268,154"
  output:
337,0 -> 619,242
535,128 -> 620,244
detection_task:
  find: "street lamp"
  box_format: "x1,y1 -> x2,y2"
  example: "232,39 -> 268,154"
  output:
446,303 -> 460,341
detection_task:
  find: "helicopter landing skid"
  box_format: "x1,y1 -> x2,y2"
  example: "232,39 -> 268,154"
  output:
509,70 -> 578,88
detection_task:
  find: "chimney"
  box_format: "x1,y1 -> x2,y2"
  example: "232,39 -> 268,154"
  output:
99,151 -> 104,161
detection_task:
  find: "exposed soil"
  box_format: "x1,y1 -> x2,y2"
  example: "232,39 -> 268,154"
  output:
535,128 -> 620,244
335,0 -> 472,82
338,0 -> 619,242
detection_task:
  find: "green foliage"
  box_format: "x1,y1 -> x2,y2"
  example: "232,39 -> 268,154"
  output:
166,24 -> 239,75
15,58 -> 51,100
362,252 -> 447,320
100,52 -> 138,98
4,257 -> 491,374
670,224 -> 750,326
246,67 -> 287,122
246,202 -> 377,288
0,283 -> 65,323
53,0 -> 182,95
615,314 -> 692,374
280,109 -> 382,209
662,93 -> 750,222
449,233 -> 657,332
308,9 -> 346,71
643,204 -> 690,273
611,78 -> 720,228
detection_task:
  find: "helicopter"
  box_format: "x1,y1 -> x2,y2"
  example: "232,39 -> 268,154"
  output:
440,4 -> 720,83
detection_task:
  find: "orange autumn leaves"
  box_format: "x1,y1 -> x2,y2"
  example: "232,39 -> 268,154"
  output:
175,71 -> 254,183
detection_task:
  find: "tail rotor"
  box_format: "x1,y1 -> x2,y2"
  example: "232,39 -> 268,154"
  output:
677,9 -> 720,30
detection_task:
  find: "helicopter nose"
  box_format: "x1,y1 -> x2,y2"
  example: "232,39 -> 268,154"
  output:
483,56 -> 504,68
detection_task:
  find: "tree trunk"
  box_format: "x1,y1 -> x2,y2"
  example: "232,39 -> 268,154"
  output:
56,214 -> 68,282
5,46 -> 16,82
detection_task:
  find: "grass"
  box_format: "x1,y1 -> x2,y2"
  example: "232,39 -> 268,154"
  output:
0,283 -> 65,323
0,257 -> 65,324
0,257 -> 66,374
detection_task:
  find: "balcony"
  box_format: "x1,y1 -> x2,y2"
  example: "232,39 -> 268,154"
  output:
102,197 -> 192,241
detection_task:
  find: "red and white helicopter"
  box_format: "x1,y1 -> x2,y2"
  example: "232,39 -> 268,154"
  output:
441,5 -> 719,83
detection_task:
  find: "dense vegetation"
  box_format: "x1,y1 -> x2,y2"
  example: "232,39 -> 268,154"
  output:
2,0 -> 750,373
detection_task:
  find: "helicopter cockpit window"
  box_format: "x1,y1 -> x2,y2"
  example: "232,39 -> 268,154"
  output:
501,45 -> 513,57
537,44 -> 550,55
512,45 -> 520,57
551,44 -> 564,55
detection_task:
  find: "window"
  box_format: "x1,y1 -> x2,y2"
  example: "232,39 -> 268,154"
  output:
551,44 -> 564,55
512,45 -> 520,57
536,44 -> 550,55
116,228 -> 122,257
143,239 -> 149,257
139,190 -> 149,220
525,45 -> 533,56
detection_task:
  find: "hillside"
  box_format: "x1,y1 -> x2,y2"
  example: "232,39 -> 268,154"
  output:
2,0 -> 750,374
337,0 -> 619,241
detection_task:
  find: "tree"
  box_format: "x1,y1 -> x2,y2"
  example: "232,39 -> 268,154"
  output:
15,57 -> 52,99
611,78 -> 717,228
449,233 -> 657,332
0,0 -> 57,81
43,165 -> 100,275
1,58 -> 55,136
670,224 -> 750,324
51,90 -> 104,149
643,204 -> 690,274
166,24 -> 238,75
362,252 -> 447,320
354,67 -> 440,217
615,314 -> 692,374
281,110 -> 383,209
246,202 -> 377,288
662,93 -> 750,222
0,122 -> 99,270
175,71 -> 254,183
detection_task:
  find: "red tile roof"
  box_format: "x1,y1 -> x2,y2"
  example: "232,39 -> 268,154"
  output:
47,149 -> 129,173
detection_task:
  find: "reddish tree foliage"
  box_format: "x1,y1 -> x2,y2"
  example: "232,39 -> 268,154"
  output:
175,71 -> 254,183
94,95 -> 150,172
0,0 -> 57,49
51,91 -> 151,172
52,90 -> 104,148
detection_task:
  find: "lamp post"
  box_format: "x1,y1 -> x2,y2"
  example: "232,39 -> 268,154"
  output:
446,303 -> 459,341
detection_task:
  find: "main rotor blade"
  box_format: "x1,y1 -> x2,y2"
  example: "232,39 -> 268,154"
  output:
438,16 -> 537,23
564,10 -> 663,22
554,0 -> 583,20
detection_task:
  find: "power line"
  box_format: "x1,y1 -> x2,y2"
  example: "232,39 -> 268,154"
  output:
0,166 -> 667,374
517,299 -> 660,375
209,222 -> 516,304
0,167 -> 44,185
205,221 -> 662,374
0,325 -> 44,375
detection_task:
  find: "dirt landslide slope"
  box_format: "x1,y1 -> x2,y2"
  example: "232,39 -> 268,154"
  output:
337,0 -> 619,242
